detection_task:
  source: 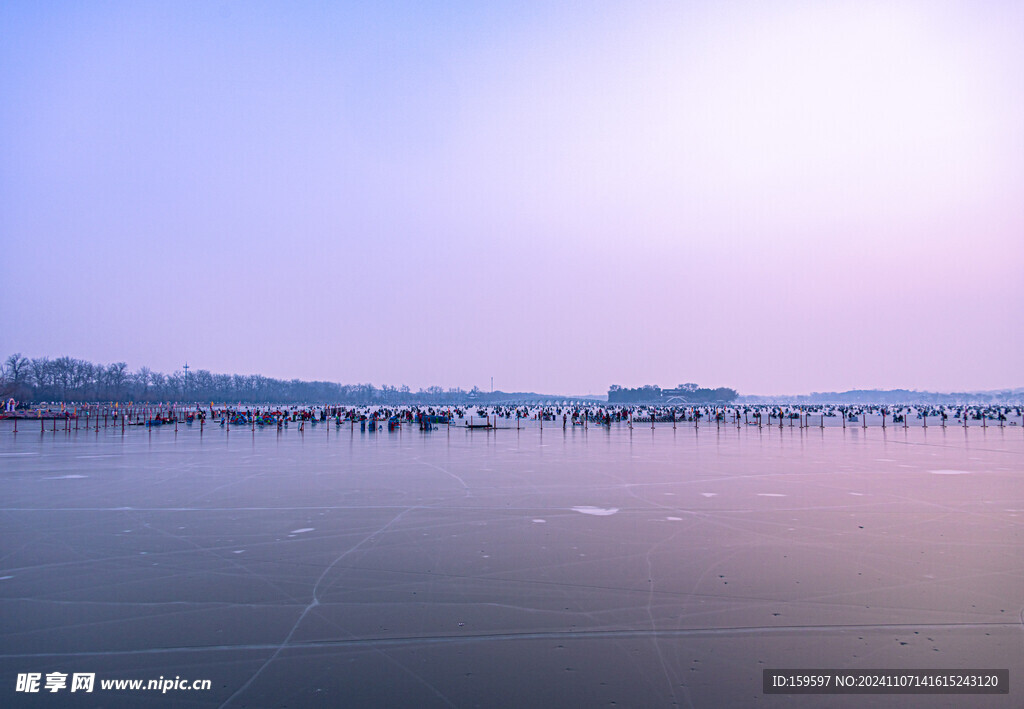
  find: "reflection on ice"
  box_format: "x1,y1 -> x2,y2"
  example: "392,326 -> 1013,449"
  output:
0,421 -> 1020,707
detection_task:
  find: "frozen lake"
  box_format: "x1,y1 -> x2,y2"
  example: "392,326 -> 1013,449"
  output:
1,421 -> 1021,707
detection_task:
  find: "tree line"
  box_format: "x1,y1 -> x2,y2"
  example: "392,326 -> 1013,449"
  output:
0,353 -> 491,405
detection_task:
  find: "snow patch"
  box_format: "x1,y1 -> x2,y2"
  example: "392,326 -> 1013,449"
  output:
571,506 -> 619,516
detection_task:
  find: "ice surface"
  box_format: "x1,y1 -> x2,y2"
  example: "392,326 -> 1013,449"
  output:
0,421 -> 1021,707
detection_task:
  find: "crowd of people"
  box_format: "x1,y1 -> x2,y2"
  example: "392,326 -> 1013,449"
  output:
6,402 -> 1022,430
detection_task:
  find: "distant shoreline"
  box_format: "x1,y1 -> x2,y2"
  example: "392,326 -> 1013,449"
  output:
3,353 -> 1020,407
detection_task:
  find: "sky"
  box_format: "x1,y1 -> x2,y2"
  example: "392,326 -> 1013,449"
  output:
2,0 -> 1022,396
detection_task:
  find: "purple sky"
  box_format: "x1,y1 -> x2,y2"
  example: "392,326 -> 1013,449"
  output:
2,1 -> 1022,396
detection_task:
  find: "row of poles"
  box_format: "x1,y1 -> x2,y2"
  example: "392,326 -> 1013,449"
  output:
11,407 -> 1017,434
12,408 -> 207,435
627,410 -> 1008,430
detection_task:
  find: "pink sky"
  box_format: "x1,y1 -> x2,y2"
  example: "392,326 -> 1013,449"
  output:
2,1 -> 1021,395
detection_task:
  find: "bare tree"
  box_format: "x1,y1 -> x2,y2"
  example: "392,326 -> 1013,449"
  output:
52,356 -> 75,401
3,353 -> 29,383
1,353 -> 31,399
107,363 -> 128,401
30,357 -> 54,398
132,367 -> 152,401
150,372 -> 167,400
71,359 -> 93,399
